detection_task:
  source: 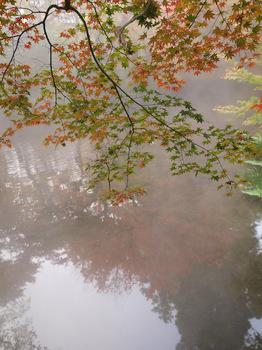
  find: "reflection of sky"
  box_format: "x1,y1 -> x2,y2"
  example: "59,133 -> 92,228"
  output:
1,133 -> 262,348
255,220 -> 262,253
250,317 -> 262,335
24,261 -> 180,350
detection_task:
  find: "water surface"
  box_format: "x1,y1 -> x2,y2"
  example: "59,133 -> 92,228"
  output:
1,78 -> 262,349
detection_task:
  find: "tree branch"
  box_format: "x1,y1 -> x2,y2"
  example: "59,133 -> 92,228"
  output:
117,0 -> 153,40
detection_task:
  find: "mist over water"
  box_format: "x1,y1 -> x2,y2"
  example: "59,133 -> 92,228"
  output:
1,71 -> 262,350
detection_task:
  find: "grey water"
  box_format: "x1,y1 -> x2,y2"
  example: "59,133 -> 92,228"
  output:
1,75 -> 262,350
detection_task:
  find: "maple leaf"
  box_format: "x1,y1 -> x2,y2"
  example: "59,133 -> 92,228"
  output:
24,42 -> 31,49
0,0 -> 261,202
203,9 -> 215,21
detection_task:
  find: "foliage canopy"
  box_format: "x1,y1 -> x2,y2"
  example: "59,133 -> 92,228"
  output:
0,0 -> 261,203
215,51 -> 262,126
215,51 -> 262,198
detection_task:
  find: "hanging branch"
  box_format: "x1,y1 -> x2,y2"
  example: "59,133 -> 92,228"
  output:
1,0 -> 235,184
116,0 -> 153,40
1,0 -> 259,202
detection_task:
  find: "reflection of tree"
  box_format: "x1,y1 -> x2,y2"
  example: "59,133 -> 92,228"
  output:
175,266 -> 252,349
0,297 -> 48,350
0,140 -> 94,306
0,140 -> 104,223
145,210 -> 262,350
54,175 -> 262,349
243,328 -> 262,350
1,140 -> 262,349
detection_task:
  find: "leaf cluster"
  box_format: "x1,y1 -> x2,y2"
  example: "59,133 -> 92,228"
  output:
215,58 -> 262,126
0,0 -> 261,204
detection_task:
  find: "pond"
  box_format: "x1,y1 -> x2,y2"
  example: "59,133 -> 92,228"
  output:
1,77 -> 262,350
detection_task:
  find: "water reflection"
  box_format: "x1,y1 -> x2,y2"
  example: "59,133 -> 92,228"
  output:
0,137 -> 262,349
24,261 -> 178,350
0,297 -> 48,350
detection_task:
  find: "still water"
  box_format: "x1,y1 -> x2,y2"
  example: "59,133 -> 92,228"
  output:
1,81 -> 262,349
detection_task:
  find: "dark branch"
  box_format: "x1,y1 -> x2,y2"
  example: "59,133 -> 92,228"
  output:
117,0 -> 153,39
69,5 -> 135,132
